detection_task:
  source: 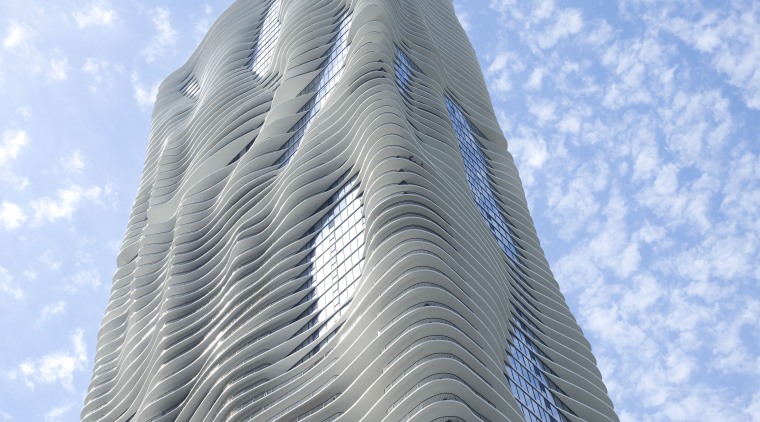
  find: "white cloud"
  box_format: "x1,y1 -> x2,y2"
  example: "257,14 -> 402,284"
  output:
0,202 -> 25,230
131,72 -> 160,110
44,404 -> 74,422
31,185 -> 103,223
506,132 -> 548,187
485,16 -> 760,422
0,410 -> 10,420
140,7 -> 178,63
537,8 -> 584,49
194,5 -> 214,40
747,390 -> 760,421
0,129 -> 29,168
39,250 -> 62,271
16,106 -> 32,120
7,329 -> 87,390
61,150 -> 85,174
664,4 -> 760,110
532,0 -> 555,21
81,58 -> 122,92
64,252 -> 101,292
619,274 -> 663,314
454,3 -> 472,32
72,1 -> 117,28
558,115 -> 581,134
47,57 -> 68,82
81,57 -> 103,75
2,22 -> 32,51
630,122 -> 660,181
528,99 -> 556,124
489,0 -> 518,15
3,24 -> 68,83
65,269 -> 101,292
486,52 -> 525,95
656,386 -> 748,421
525,67 -> 546,90
584,19 -> 613,45
0,266 -> 24,301
37,301 -> 67,325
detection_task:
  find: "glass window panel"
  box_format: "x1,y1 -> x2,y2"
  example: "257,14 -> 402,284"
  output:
288,176 -> 366,368
248,0 -> 282,77
276,12 -> 354,167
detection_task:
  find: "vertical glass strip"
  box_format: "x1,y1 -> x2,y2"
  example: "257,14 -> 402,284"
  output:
444,97 -> 519,261
276,12 -> 353,167
506,318 -> 575,422
444,97 -> 574,422
248,0 -> 282,78
394,47 -> 422,100
290,175 -> 366,366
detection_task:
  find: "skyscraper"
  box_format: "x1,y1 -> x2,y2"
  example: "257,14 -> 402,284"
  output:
83,0 -> 619,421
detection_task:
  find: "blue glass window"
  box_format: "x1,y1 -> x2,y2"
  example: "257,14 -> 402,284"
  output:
444,97 -> 574,422
444,96 -> 519,261
289,175 -> 366,367
506,316 -> 575,422
248,0 -> 282,78
276,12 -> 353,167
394,47 -> 422,100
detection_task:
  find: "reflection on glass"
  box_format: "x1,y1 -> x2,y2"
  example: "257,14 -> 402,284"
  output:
276,12 -> 353,167
248,0 -> 282,78
445,96 -> 519,261
290,175 -> 365,367
394,47 -> 422,100
445,97 -> 575,422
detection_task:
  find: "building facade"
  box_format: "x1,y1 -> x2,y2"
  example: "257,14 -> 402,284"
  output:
82,1 -> 619,421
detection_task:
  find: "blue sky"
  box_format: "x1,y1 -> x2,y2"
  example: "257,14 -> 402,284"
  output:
0,0 -> 758,421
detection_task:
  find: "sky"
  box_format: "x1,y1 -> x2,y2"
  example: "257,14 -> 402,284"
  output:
0,0 -> 758,421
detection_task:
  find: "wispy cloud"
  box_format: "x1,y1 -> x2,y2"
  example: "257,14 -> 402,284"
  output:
81,58 -> 122,92
31,185 -> 104,223
0,202 -> 26,230
60,150 -> 84,174
39,250 -> 62,271
486,51 -> 524,95
15,106 -> 32,120
524,66 -> 546,90
487,0 -> 760,419
36,302 -> 67,325
4,329 -> 87,390
0,129 -> 29,168
0,266 -> 24,301
44,404 -> 74,422
2,22 -> 32,52
2,22 -> 67,84
65,269 -> 101,292
131,71 -> 160,110
537,8 -> 583,49
454,3 -> 472,32
194,5 -> 214,40
0,129 -> 30,190
64,253 -> 101,292
47,56 -> 68,82
140,7 -> 178,63
72,1 -> 117,28
662,3 -> 760,110
503,130 -> 548,187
